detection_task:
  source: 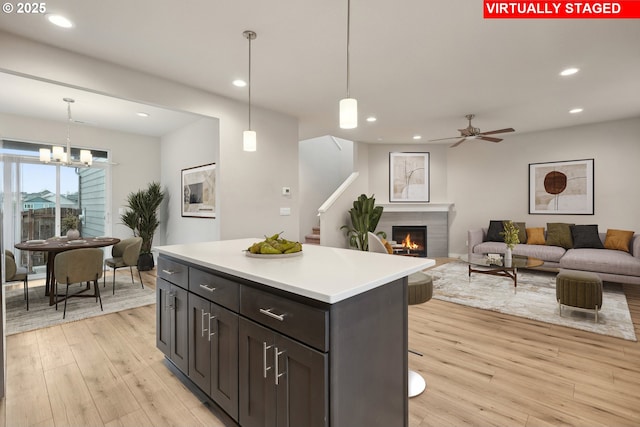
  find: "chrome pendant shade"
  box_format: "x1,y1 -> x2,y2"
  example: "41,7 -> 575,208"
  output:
243,30 -> 257,152
39,97 -> 93,166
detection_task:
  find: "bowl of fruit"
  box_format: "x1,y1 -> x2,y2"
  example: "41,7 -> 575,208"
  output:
245,232 -> 303,258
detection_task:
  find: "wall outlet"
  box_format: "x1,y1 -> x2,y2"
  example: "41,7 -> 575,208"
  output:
282,187 -> 291,196
280,207 -> 291,216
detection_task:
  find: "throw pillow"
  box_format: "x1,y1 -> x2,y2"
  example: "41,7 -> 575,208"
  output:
486,220 -> 506,242
546,223 -> 574,249
604,229 -> 635,252
570,225 -> 605,249
526,227 -> 546,245
514,222 -> 527,244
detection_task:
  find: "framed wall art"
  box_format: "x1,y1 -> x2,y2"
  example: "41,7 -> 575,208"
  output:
528,158 -> 594,215
182,163 -> 216,218
389,152 -> 430,202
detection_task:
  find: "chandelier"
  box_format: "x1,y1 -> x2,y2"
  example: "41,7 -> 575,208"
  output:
39,98 -> 93,166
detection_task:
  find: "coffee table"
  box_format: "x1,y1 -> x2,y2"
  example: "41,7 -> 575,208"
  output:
460,253 -> 544,287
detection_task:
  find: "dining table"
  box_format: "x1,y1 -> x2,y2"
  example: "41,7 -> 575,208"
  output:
15,236 -> 121,306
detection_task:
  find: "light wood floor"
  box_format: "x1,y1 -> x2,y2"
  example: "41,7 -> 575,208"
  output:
2,260 -> 639,427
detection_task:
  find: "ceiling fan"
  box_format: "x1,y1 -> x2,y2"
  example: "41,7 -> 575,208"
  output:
429,114 -> 515,148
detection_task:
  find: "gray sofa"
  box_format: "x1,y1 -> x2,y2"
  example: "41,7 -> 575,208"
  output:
468,228 -> 640,285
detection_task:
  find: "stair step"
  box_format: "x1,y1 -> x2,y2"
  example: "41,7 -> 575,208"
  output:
305,233 -> 320,245
312,226 -> 320,234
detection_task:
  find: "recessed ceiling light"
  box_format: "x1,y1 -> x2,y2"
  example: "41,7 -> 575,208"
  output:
46,14 -> 73,28
413,135 -> 422,140
569,108 -> 583,114
560,67 -> 579,76
366,116 -> 377,122
232,79 -> 247,87
136,112 -> 150,118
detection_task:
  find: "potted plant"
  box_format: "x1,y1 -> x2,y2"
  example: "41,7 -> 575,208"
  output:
61,213 -> 80,239
500,220 -> 520,261
340,194 -> 386,251
120,181 -> 165,271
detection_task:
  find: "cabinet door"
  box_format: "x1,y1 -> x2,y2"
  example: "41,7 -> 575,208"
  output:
156,279 -> 171,356
188,293 -> 211,393
239,318 -> 277,427
210,303 -> 239,421
275,334 -> 328,427
171,285 -> 189,373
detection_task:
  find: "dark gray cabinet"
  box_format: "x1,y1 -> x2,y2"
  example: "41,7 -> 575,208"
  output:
156,277 -> 189,373
188,292 -> 239,421
239,317 -> 327,427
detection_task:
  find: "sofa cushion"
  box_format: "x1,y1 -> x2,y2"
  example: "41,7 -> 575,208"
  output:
546,223 -> 574,249
526,227 -> 545,245
486,220 -> 506,242
561,248 -> 640,277
514,222 -> 527,244
570,225 -> 605,249
604,229 -> 635,253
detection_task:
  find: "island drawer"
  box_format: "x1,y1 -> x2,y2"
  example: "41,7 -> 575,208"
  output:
158,257 -> 188,289
189,267 -> 239,311
240,285 -> 329,352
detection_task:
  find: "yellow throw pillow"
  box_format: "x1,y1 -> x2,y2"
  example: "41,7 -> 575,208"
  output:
604,229 -> 634,252
526,227 -> 546,245
381,238 -> 394,254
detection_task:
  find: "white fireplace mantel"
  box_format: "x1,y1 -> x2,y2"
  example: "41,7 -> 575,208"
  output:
377,203 -> 454,213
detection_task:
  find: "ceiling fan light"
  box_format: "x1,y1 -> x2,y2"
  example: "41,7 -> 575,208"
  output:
339,98 -> 358,129
39,148 -> 51,162
52,146 -> 65,161
243,130 -> 256,152
80,149 -> 93,166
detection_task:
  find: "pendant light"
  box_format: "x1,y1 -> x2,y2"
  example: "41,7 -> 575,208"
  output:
243,30 -> 257,152
40,98 -> 93,166
339,0 -> 357,129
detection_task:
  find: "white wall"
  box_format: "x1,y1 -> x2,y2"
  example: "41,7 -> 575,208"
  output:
160,117 -> 220,245
299,135 -> 354,240
0,31 -> 300,243
446,116 -> 640,256
0,112 -> 160,241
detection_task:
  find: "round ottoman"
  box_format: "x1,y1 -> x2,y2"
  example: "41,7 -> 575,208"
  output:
407,271 -> 433,397
556,270 -> 603,323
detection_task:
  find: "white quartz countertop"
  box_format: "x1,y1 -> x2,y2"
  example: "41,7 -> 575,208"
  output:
155,238 -> 435,304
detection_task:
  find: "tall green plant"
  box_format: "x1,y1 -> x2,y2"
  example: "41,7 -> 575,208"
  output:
340,194 -> 385,251
121,182 -> 165,254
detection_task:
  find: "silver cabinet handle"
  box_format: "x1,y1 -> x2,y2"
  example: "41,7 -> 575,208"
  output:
263,342 -> 273,378
208,314 -> 217,341
201,309 -> 208,337
167,291 -> 176,310
274,347 -> 286,385
259,308 -> 286,322
162,269 -> 175,275
199,284 -> 216,292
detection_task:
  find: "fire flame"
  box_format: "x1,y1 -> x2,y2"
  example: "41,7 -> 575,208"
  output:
402,233 -> 419,250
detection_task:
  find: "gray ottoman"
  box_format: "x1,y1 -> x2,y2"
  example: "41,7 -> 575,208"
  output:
556,270 -> 603,323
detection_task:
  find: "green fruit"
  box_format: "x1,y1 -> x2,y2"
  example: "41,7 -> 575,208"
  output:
260,243 -> 282,254
284,242 -> 302,253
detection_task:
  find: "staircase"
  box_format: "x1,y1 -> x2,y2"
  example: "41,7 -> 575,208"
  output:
304,226 -> 320,245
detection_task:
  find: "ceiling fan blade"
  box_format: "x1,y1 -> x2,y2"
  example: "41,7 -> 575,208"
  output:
478,136 -> 503,143
450,138 -> 467,148
428,136 -> 462,142
479,127 -> 515,136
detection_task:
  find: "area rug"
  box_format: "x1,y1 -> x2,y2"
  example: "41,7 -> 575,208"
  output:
428,261 -> 637,341
5,280 -> 156,335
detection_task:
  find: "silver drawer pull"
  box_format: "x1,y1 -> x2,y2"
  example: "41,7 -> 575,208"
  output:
199,284 -> 217,292
201,309 -> 209,337
259,308 -> 286,322
263,342 -> 273,378
274,347 -> 286,385
208,314 -> 217,341
162,269 -> 176,275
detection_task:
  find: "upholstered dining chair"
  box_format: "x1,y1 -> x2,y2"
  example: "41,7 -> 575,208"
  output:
5,250 -> 29,310
103,237 -> 143,295
54,248 -> 104,319
368,232 -> 433,398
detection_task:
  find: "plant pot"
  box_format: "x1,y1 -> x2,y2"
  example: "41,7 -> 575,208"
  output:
66,229 -> 80,240
138,253 -> 155,271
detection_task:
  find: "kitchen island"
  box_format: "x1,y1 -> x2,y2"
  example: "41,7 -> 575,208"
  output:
156,238 -> 435,427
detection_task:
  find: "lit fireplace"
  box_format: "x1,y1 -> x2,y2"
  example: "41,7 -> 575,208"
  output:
392,226 -> 427,257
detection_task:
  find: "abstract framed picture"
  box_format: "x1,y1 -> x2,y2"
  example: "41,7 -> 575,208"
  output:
182,163 -> 216,218
389,152 -> 430,202
529,159 -> 594,215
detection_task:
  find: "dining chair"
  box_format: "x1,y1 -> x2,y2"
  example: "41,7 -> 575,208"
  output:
5,250 -> 29,310
103,237 -> 143,295
54,248 -> 104,319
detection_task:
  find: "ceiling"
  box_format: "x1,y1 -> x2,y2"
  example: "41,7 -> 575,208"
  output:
1,0 -> 639,143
